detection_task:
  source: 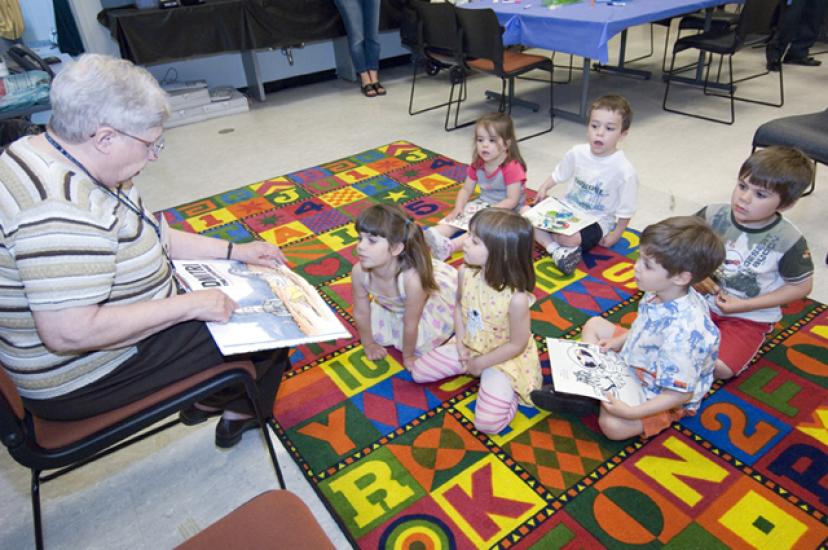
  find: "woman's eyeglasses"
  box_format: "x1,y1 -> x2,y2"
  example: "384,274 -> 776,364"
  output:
115,128 -> 165,156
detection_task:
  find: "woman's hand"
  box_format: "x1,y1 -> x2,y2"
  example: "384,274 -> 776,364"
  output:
233,241 -> 287,267
363,342 -> 388,361
187,289 -> 237,323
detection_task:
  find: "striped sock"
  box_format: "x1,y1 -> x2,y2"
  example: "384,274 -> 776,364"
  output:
410,346 -> 463,383
474,386 -> 518,434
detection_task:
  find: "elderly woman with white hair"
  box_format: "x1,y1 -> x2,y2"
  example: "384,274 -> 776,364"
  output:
0,54 -> 288,448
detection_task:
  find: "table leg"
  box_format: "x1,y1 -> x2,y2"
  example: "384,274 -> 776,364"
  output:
593,29 -> 652,80
241,49 -> 266,102
552,57 -> 590,123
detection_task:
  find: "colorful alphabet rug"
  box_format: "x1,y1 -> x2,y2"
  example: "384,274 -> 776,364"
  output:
161,141 -> 828,548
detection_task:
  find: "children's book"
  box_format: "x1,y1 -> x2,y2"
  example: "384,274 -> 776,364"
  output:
174,260 -> 351,355
546,338 -> 645,406
437,199 -> 490,232
523,196 -> 598,236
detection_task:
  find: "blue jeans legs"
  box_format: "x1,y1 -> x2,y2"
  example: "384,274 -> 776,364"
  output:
333,0 -> 381,74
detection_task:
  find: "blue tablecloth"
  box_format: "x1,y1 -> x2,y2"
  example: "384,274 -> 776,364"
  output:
462,0 -> 735,63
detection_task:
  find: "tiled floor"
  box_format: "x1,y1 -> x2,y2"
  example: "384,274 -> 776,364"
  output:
1,25 -> 826,549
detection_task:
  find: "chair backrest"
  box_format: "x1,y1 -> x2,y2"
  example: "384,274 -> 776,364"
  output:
455,8 -> 505,74
412,1 -> 462,56
736,0 -> 783,44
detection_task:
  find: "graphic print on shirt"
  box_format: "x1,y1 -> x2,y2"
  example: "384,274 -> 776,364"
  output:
720,232 -> 783,298
565,175 -> 607,213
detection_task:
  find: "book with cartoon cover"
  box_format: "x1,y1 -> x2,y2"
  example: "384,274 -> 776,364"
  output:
546,338 -> 645,406
174,260 -> 350,355
523,196 -> 598,236
437,199 -> 490,232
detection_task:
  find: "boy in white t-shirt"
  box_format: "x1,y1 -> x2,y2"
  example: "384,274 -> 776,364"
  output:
532,95 -> 638,275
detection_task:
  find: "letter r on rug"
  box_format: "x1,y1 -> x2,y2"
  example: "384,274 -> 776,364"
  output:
328,460 -> 416,528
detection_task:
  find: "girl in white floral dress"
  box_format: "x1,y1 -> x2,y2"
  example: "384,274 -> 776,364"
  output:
352,204 -> 457,371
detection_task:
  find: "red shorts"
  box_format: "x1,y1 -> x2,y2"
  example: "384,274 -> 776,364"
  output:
641,408 -> 689,438
710,311 -> 773,376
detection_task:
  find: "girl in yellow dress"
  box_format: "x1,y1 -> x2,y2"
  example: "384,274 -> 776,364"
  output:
352,204 -> 457,371
411,208 -> 541,434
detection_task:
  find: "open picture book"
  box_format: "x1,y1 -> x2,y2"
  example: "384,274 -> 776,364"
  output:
523,196 -> 598,236
546,338 -> 645,406
174,259 -> 350,355
437,199 -> 490,232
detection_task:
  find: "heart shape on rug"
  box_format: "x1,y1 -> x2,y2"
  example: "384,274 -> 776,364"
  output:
304,256 -> 341,277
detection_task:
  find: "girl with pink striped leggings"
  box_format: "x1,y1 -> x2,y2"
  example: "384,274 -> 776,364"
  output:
410,209 -> 541,434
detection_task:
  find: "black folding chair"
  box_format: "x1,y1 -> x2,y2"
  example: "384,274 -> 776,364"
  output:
663,0 -> 784,125
752,108 -> 828,197
453,7 -> 554,141
1,359 -> 287,549
403,1 -> 467,126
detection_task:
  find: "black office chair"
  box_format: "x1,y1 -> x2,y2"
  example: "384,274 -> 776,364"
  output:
752,108 -> 828,197
454,7 -> 554,141
663,0 -> 784,125
403,1 -> 467,124
0,360 -> 286,549
654,6 -> 741,73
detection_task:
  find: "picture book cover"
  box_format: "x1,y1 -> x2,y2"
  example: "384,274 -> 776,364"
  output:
523,196 -> 598,236
437,199 -> 490,232
546,338 -> 645,406
174,260 -> 351,355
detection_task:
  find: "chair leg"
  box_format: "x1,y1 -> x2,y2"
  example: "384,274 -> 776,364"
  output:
664,49 -> 738,125
408,59 -> 420,116
728,55 -> 735,124
239,375 -> 286,489
624,22 -> 656,64
661,22 -> 672,72
409,58 -> 466,117
444,69 -> 473,132
31,470 -> 44,550
517,66 -> 555,142
802,160 -> 817,197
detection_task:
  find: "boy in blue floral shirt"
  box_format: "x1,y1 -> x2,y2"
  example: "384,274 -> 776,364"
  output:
532,216 -> 725,440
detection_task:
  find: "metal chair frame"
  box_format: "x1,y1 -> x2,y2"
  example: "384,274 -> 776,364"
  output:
663,0 -> 784,125
451,7 -> 554,141
1,363 -> 285,549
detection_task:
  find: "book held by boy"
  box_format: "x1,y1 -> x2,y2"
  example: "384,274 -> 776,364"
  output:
437,199 -> 490,232
524,196 -> 598,236
174,260 -> 350,355
546,338 -> 645,406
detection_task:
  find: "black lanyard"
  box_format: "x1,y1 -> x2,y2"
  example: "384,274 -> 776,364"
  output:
44,132 -> 163,241
44,132 -> 179,291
